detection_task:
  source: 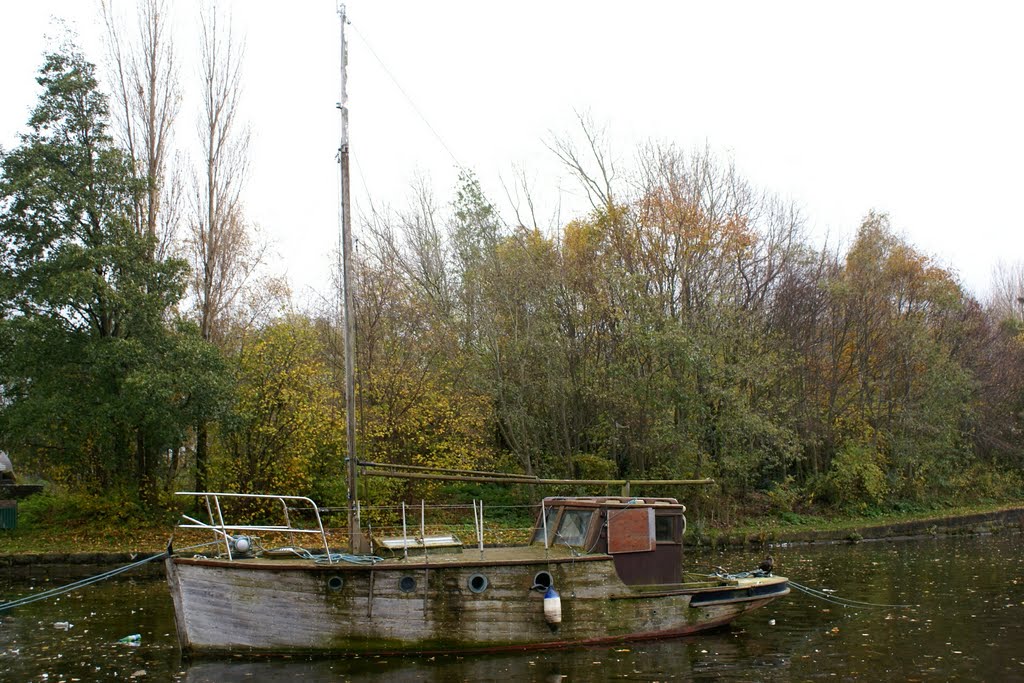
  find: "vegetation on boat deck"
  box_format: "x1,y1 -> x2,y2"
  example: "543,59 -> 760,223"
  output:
2,5 -> 1024,548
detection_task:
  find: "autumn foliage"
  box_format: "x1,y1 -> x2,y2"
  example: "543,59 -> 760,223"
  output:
336,149 -> 1024,519
2,46 -> 1022,523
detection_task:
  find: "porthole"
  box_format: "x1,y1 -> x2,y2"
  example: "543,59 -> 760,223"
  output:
468,573 -> 489,594
399,575 -> 417,593
532,570 -> 553,591
327,575 -> 344,592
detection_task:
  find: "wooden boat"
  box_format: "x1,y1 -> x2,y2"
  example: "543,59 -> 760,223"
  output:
166,491 -> 788,654
165,8 -> 786,655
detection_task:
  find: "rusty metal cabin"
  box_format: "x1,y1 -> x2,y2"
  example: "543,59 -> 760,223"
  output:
531,496 -> 685,585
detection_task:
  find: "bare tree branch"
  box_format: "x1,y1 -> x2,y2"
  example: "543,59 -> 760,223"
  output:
546,111 -> 616,213
186,1 -> 263,346
101,0 -> 182,258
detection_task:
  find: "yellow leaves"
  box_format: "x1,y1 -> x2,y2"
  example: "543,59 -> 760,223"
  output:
211,319 -> 342,496
844,213 -> 964,320
637,180 -> 753,256
360,364 -> 492,505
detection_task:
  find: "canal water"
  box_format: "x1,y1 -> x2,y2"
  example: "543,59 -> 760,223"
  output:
2,530 -> 1023,681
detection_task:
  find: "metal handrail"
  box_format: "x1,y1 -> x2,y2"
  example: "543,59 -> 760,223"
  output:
175,491 -> 333,562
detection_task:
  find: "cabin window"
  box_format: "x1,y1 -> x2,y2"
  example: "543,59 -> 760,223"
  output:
531,505 -> 559,544
327,575 -> 344,591
655,514 -> 679,543
532,571 -> 553,590
555,509 -> 594,546
399,576 -> 416,593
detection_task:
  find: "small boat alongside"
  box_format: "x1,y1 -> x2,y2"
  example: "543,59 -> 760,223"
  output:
166,491 -> 788,654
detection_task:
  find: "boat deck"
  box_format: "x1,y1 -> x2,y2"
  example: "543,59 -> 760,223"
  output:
172,545 -> 788,597
176,543 -> 594,570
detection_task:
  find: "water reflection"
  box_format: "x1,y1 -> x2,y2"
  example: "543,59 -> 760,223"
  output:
181,632 -> 790,683
3,531 -> 1024,681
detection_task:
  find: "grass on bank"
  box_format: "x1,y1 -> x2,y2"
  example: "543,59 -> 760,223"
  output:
703,499 -> 1024,543
0,492 -> 175,555
2,490 -> 1022,556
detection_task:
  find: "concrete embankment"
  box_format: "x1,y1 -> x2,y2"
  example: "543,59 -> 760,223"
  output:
0,551 -> 165,568
0,551 -> 168,581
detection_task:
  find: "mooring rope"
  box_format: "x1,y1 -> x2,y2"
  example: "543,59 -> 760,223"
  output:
788,579 -> 916,609
690,566 -> 916,610
0,540 -> 220,613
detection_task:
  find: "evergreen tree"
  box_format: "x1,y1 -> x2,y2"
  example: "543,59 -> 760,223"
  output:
0,44 -> 227,505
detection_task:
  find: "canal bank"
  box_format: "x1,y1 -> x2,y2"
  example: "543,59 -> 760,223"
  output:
689,504 -> 1024,548
3,503 -> 1023,567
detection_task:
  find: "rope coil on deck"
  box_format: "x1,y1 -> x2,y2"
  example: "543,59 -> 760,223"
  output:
268,546 -> 385,565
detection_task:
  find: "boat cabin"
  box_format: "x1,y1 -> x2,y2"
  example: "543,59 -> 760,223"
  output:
531,496 -> 685,585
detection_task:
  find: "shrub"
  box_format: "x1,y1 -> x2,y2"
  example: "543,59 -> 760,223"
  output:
766,476 -> 801,513
18,491 -> 155,528
572,453 -> 617,480
818,442 -> 888,512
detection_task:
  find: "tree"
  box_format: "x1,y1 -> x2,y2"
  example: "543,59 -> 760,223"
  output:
101,0 -> 182,258
956,299 -> 1024,471
987,260 -> 1024,323
354,189 -> 495,497
0,44 -> 226,504
188,2 -> 256,347
784,214 -> 974,503
450,170 -> 503,349
209,318 -> 341,498
186,3 -> 265,491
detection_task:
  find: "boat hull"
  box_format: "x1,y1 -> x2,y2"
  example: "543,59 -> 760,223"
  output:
166,553 -> 788,654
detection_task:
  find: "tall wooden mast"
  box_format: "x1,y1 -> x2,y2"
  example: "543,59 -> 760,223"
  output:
337,3 -> 358,553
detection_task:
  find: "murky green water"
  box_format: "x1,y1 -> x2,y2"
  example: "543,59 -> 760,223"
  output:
2,531 -> 1024,681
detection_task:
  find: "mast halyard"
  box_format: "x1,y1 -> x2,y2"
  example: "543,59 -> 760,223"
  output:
337,3 -> 358,553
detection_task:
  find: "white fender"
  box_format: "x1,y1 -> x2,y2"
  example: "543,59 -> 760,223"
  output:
543,586 -> 562,625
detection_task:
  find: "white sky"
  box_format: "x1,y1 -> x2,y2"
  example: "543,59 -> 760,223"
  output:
1,1 -> 1022,303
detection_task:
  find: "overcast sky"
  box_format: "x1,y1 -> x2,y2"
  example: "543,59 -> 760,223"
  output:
2,1 -> 1022,303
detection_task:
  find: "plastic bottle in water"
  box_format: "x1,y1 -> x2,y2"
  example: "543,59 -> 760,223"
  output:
118,634 -> 142,644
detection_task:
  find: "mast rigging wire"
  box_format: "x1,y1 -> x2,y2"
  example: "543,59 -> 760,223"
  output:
348,21 -> 464,171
